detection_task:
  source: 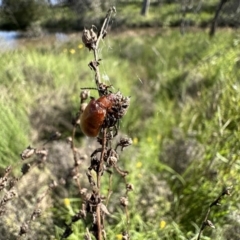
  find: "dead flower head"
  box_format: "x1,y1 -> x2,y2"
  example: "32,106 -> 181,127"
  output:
82,26 -> 98,50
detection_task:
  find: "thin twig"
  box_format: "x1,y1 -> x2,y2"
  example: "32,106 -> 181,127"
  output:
197,208 -> 211,240
197,186 -> 232,240
71,126 -> 82,193
96,204 -> 102,240
93,9 -> 115,240
97,129 -> 107,189
93,8 -> 115,92
96,129 -> 107,240
106,172 -> 113,206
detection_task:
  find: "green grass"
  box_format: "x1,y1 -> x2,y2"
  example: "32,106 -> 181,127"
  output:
1,27 -> 240,239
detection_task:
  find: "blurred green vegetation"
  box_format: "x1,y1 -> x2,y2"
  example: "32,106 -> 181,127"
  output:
0,0 -> 48,30
0,0 -> 240,31
0,26 -> 240,239
44,0 -> 240,31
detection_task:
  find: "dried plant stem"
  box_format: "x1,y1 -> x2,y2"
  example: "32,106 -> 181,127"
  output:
92,10 -> 116,239
17,180 -> 57,238
93,52 -> 101,88
71,126 -> 82,193
80,7 -> 131,240
197,186 -> 232,240
97,129 -> 107,188
96,204 -> 102,240
93,8 -> 115,91
124,178 -> 130,232
96,129 -> 107,240
197,208 -> 211,240
96,9 -> 113,48
106,173 -> 113,206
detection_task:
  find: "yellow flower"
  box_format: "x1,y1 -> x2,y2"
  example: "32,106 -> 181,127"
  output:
147,137 -> 152,143
160,220 -> 166,229
78,44 -> 83,49
133,137 -> 138,145
116,234 -> 122,240
136,161 -> 142,168
70,49 -> 75,54
64,198 -> 70,207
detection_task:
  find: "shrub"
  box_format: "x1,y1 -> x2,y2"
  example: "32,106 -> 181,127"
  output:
2,0 -> 48,29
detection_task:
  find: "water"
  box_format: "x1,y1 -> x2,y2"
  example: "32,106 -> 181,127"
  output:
0,30 -> 73,51
0,31 -> 20,50
0,0 -> 58,5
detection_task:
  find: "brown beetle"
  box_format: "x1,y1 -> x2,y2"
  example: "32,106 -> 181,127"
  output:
80,93 -> 130,137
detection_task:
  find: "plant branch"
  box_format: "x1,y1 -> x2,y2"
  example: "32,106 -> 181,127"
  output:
197,186 -> 232,240
93,7 -> 116,92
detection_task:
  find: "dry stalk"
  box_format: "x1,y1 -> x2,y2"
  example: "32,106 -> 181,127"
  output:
197,186 -> 232,240
66,6 -> 132,240
0,132 -> 61,238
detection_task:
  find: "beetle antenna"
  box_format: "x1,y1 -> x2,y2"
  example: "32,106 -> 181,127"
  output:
81,87 -> 98,90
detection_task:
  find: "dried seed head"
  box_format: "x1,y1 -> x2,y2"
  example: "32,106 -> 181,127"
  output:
107,156 -> 118,166
107,92 -> 130,121
1,189 -> 17,205
72,111 -> 81,126
117,137 -> 133,150
19,222 -> 29,236
35,148 -> 48,163
80,90 -> 90,102
222,186 -> 232,196
5,166 -> 11,174
50,180 -> 58,188
0,177 -> 7,191
35,148 -> 48,157
126,183 -> 134,191
21,163 -> 31,175
205,220 -> 215,228
120,197 -> 129,207
0,208 -> 6,216
106,149 -> 119,166
72,172 -> 80,180
20,146 -> 35,160
80,188 -> 88,197
9,177 -> 19,189
112,6 -> 116,13
43,132 -> 62,145
59,178 -> 66,185
82,27 -> 98,50
31,209 -> 41,220
54,131 -> 61,139
47,131 -> 61,142
88,60 -> 100,71
66,136 -> 73,144
122,231 -> 130,240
